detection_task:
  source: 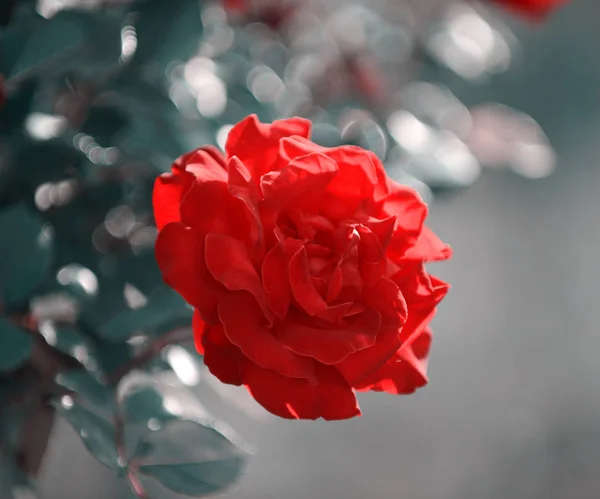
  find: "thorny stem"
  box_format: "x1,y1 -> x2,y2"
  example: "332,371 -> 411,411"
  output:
107,326 -> 192,386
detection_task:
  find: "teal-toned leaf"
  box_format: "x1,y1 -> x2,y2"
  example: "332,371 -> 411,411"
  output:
94,340 -> 134,379
136,419 -> 247,497
126,0 -> 203,74
0,204 -> 53,307
0,317 -> 33,372
138,458 -> 245,497
5,12 -> 84,79
0,13 -> 37,76
0,403 -> 29,451
53,398 -> 120,470
55,370 -> 114,415
99,287 -> 192,343
38,321 -> 99,372
0,451 -> 36,499
117,370 -> 247,497
117,371 -> 181,458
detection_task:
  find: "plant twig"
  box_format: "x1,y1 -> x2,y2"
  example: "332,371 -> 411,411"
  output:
114,412 -> 148,499
107,327 -> 192,386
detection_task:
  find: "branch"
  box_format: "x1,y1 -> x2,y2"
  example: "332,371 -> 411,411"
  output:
114,412 -> 148,499
107,327 -> 192,386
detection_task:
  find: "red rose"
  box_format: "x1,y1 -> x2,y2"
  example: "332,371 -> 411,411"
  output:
493,0 -> 568,17
153,115 -> 451,420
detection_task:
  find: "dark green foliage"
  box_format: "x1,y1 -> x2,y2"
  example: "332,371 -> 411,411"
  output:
0,1 -> 246,497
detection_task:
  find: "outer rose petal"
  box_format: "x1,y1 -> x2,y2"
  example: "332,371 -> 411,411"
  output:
181,180 -> 259,251
202,324 -> 243,386
225,114 -> 311,179
241,361 -> 361,420
192,310 -> 205,355
261,152 -> 339,210
336,315 -> 404,385
354,328 -> 433,394
153,146 -> 228,230
155,223 -> 223,323
278,138 -> 390,203
495,0 -> 567,17
338,275 -> 448,385
395,225 -> 453,262
383,181 -> 428,254
174,146 -> 227,182
324,146 -> 378,200
204,233 -> 273,322
153,169 -> 194,230
218,292 -> 315,380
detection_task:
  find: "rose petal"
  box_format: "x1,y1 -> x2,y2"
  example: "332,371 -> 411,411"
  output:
326,266 -> 343,303
324,146 -> 378,200
367,151 -> 391,203
275,309 -> 381,365
204,233 -> 273,322
364,277 -> 408,322
383,181 -> 428,254
289,246 -> 329,316
202,324 -> 243,386
153,169 -> 194,230
241,361 -> 361,420
261,152 -> 339,210
278,140 -> 388,204
354,327 -> 432,394
335,315 -> 403,385
192,310 -> 205,355
155,223 -> 223,323
228,156 -> 264,259
228,155 -> 260,204
225,114 -> 311,179
219,292 -> 315,380
173,145 -> 227,172
338,273 -> 447,385
262,239 -> 303,319
362,216 -> 397,251
399,225 -> 453,262
180,180 -> 257,249
278,136 -> 324,166
154,146 -> 229,230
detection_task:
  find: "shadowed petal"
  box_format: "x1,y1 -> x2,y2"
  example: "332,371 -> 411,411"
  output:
241,361 -> 361,420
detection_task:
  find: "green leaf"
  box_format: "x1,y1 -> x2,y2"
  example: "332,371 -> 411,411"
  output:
138,458 -> 246,497
0,204 -> 53,307
117,370 -> 247,497
53,398 -> 120,470
0,451 -> 36,499
0,317 -> 33,372
99,287 -> 192,343
38,321 -> 99,372
136,419 -> 247,497
4,12 -> 84,79
55,370 -> 114,415
126,0 -> 203,74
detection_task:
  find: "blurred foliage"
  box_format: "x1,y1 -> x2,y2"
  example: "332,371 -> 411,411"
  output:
0,0 -> 247,497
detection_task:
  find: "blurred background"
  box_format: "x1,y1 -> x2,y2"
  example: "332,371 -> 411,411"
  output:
2,0 -> 600,497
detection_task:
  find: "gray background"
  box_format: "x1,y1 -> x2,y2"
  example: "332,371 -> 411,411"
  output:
40,0 -> 600,497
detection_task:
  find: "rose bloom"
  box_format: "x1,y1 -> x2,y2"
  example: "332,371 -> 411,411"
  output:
494,0 -> 568,17
153,115 -> 451,420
